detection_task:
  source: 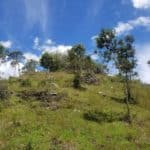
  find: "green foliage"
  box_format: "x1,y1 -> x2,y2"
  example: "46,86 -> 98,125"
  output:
8,50 -> 24,65
115,35 -> 137,76
73,73 -> 81,88
67,44 -> 85,72
26,141 -> 33,150
0,80 -> 11,100
96,28 -> 116,62
0,72 -> 150,149
40,52 -> 66,72
96,29 -> 137,123
84,110 -> 125,123
20,79 -> 32,87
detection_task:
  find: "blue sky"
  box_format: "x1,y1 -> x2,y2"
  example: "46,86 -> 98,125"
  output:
0,0 -> 150,82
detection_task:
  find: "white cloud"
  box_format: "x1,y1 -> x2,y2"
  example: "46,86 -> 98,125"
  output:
33,38 -> 72,55
0,52 -> 39,79
115,16 -> 150,35
33,37 -> 39,47
0,61 -> 24,79
43,45 -> 72,55
0,40 -> 12,48
45,39 -> 54,45
24,52 -> 39,61
136,44 -> 150,84
131,0 -> 150,9
91,54 -> 99,61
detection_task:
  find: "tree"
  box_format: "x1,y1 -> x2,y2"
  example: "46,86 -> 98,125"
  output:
40,52 -> 62,72
83,56 -> 106,74
96,29 -> 137,123
23,59 -> 38,73
148,60 -> 150,66
68,44 -> 85,88
67,44 -> 85,73
115,35 -> 137,123
8,50 -> 24,75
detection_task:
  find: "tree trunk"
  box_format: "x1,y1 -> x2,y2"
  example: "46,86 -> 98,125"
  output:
124,74 -> 132,124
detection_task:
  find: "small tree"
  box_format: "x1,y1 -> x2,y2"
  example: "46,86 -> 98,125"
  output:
68,44 -> 85,73
96,29 -> 137,123
40,52 -> 62,72
68,44 -> 85,88
115,35 -> 137,123
8,50 -> 24,75
23,59 -> 38,73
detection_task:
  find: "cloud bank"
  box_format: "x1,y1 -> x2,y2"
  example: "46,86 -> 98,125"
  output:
33,37 -> 72,55
0,61 -> 24,79
115,16 -> 150,35
0,40 -> 12,48
24,52 -> 39,61
131,0 -> 150,9
136,44 -> 150,84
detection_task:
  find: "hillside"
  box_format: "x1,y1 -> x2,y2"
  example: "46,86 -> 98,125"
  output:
0,72 -> 150,150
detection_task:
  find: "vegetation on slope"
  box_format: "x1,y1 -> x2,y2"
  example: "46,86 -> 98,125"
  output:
0,72 -> 150,149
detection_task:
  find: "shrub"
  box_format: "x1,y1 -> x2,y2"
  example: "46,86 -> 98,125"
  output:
0,80 -> 11,100
73,73 -> 81,88
26,141 -> 33,150
83,110 -> 125,123
20,79 -> 32,87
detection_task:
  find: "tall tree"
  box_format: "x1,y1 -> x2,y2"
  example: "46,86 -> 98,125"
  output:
68,44 -> 85,73
96,29 -> 137,123
8,50 -> 24,75
67,44 -> 85,88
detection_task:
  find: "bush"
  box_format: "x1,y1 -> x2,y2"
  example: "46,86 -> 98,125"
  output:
0,80 -> 11,100
83,110 -> 125,123
20,79 -> 32,87
26,141 -> 33,150
73,73 -> 81,88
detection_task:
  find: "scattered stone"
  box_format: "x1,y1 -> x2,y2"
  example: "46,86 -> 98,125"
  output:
98,91 -> 106,97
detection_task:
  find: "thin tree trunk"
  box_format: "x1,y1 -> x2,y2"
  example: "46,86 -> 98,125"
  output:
125,73 -> 132,124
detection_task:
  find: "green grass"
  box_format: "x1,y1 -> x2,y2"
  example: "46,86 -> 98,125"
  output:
0,72 -> 150,149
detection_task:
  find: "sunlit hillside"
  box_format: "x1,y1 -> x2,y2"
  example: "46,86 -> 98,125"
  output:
0,72 -> 150,149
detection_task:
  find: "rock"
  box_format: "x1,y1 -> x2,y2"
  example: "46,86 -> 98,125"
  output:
98,91 -> 106,97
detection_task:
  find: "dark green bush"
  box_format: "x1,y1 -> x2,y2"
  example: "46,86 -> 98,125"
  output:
20,79 -> 32,87
73,73 -> 81,88
0,80 -> 11,100
83,110 -> 125,123
26,141 -> 33,150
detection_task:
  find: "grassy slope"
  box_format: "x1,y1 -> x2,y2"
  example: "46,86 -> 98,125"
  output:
0,72 -> 150,150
